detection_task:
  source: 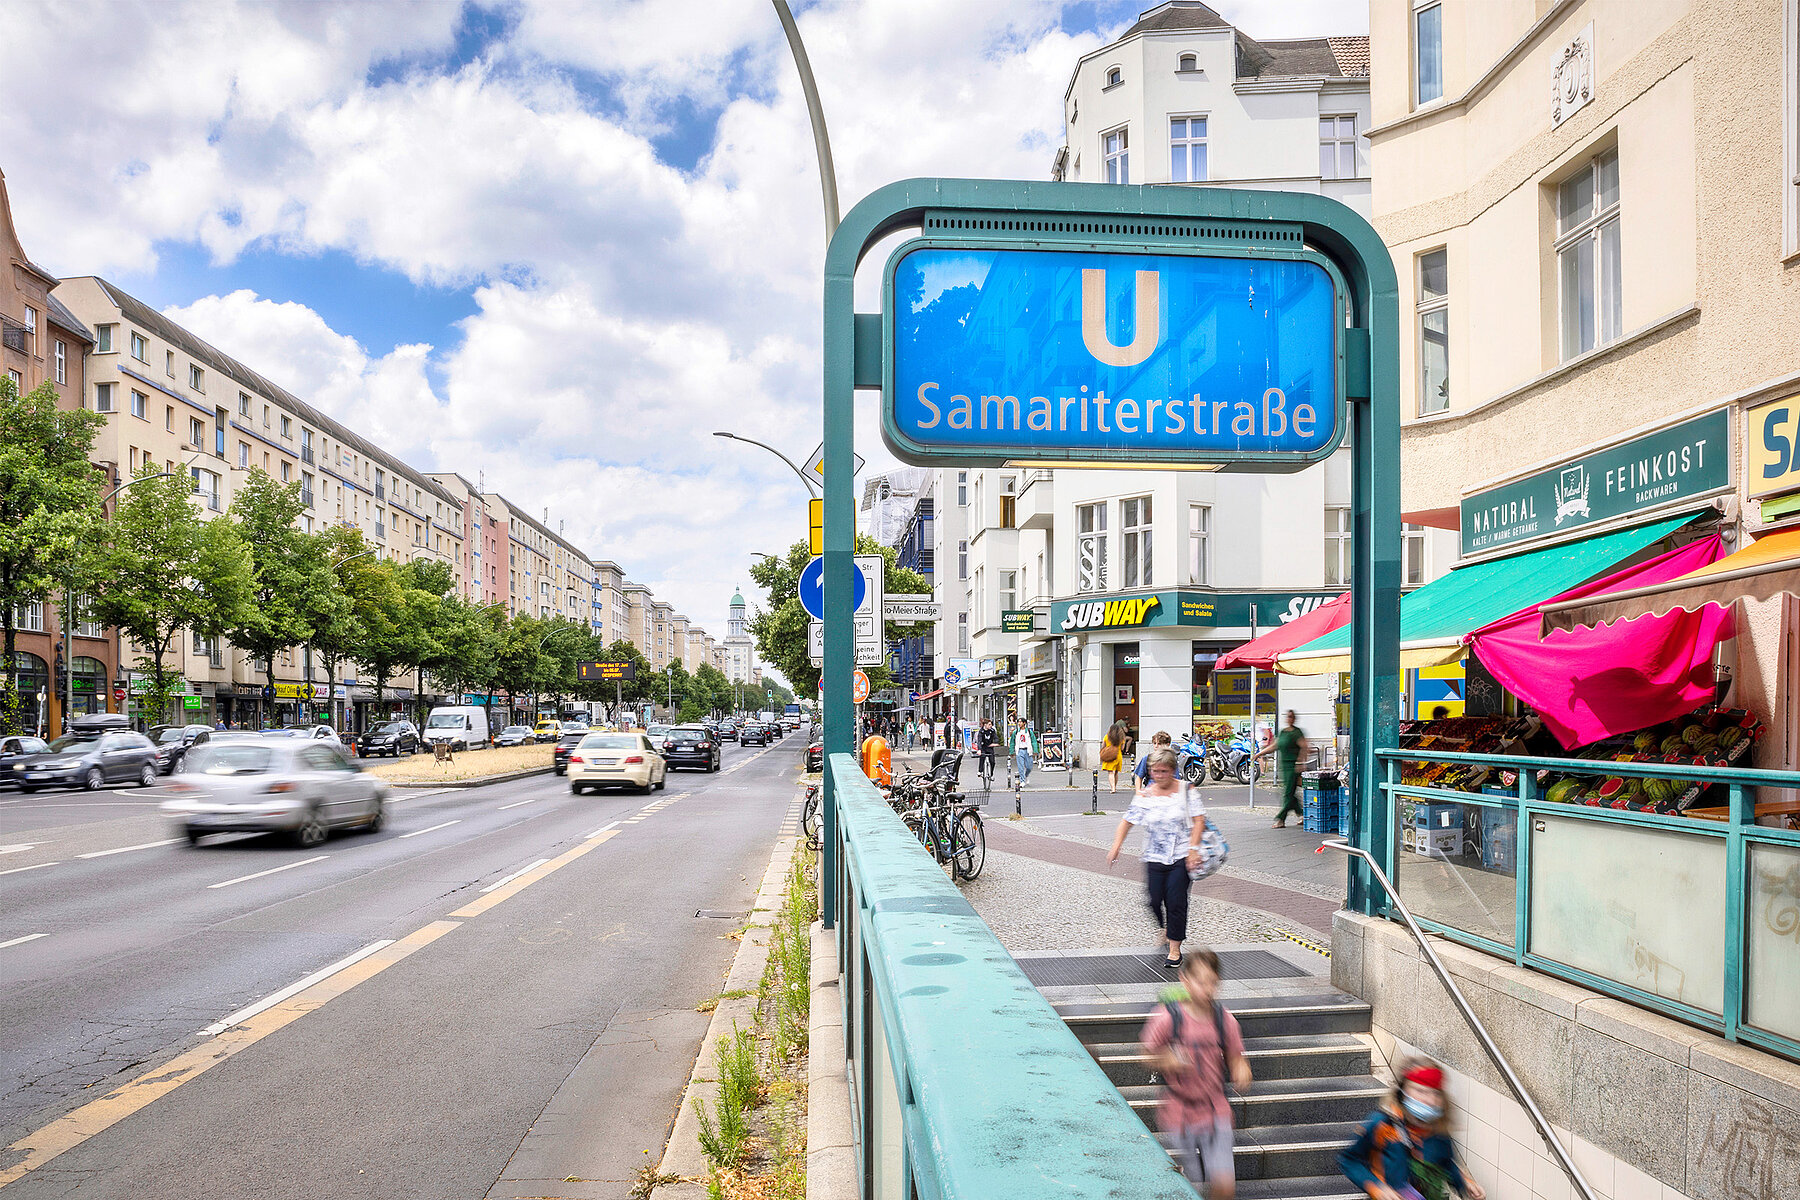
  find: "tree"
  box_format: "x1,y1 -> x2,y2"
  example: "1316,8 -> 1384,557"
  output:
304,525 -> 377,725
90,465 -> 253,728
693,663 -> 733,717
348,560 -> 435,711
224,470 -> 330,703
0,378 -> 106,734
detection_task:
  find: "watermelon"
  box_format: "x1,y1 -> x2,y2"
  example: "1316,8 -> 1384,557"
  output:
1596,777 -> 1624,800
1633,731 -> 1660,753
1682,724 -> 1705,746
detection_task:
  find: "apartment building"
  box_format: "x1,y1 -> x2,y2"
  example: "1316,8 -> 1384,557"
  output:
2,170 -> 112,736
427,472 -> 508,606
481,495 -> 589,623
647,599 -> 675,667
590,560 -> 628,646
892,482 -> 936,694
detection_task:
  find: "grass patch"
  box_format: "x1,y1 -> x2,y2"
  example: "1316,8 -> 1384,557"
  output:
361,742 -> 552,784
697,988 -> 755,1014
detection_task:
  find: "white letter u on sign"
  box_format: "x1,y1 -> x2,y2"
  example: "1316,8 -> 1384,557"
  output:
1081,269 -> 1159,367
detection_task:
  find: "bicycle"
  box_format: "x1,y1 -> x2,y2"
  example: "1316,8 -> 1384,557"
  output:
802,783 -> 821,850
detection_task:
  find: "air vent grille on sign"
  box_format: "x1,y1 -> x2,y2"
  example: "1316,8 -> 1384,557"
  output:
921,212 -> 1304,247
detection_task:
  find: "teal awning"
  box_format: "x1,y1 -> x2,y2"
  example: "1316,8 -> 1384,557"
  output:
1277,514 -> 1701,674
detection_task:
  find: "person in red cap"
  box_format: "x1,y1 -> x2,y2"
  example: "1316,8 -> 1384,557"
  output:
1339,1057 -> 1484,1200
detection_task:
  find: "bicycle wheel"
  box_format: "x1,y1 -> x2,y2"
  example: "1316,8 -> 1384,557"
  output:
802,788 -> 821,848
951,810 -> 986,880
926,811 -> 957,878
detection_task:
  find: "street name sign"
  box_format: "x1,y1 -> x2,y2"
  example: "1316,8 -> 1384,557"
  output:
884,598 -> 939,621
884,245 -> 1344,470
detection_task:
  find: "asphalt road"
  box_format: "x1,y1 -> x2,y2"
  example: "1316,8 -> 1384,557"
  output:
0,733 -> 804,1199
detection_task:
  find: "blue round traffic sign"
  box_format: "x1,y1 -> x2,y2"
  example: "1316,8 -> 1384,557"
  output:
797,556 -> 868,621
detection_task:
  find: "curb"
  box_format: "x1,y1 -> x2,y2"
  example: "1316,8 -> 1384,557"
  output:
807,911 -> 856,1200
649,833 -> 799,1199
385,766 -> 555,790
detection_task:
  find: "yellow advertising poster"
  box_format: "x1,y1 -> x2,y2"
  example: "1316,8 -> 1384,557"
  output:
1746,394 -> 1800,499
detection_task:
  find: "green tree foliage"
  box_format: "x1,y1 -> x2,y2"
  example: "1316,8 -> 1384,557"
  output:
224,470 -> 330,695
747,535 -> 927,700
304,525 -> 377,714
90,465 -> 253,727
693,663 -> 733,717
0,378 -> 106,733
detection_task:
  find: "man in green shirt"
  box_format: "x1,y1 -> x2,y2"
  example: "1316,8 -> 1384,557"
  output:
1263,710 -> 1309,829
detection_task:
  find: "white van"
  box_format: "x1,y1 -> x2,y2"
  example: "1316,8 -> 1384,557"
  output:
422,706 -> 487,751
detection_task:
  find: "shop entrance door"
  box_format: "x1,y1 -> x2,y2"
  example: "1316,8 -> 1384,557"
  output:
1111,643 -> 1140,740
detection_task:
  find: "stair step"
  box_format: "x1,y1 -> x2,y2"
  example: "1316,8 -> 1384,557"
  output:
1119,1074 -> 1388,1129
1157,1121 -> 1361,1180
1233,1174 -> 1368,1199
1090,1032 -> 1372,1086
1059,996 -> 1372,1044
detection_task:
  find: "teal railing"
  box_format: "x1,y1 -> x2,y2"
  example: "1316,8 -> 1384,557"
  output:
825,754 -> 1194,1200
1374,748 -> 1800,1063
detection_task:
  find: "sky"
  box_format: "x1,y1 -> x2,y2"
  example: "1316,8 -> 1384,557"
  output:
0,0 -> 1368,655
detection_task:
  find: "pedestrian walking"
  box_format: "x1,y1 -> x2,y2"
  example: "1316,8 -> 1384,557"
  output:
905,717 -> 917,750
1261,709 -> 1310,829
1140,948 -> 1252,1197
1100,718 -> 1133,793
1013,720 -> 1036,785
1106,746 -> 1205,966
1339,1058 -> 1485,1200
1134,730 -> 1174,784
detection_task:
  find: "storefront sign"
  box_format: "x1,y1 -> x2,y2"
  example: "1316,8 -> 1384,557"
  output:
1000,610 -> 1035,633
1461,410 -> 1730,556
1213,669 -> 1279,716
1053,590 -> 1344,633
1745,393 -> 1800,499
183,695 -> 203,711
1059,595 -> 1162,631
272,683 -> 317,701
886,246 -> 1345,468
1019,640 -> 1057,678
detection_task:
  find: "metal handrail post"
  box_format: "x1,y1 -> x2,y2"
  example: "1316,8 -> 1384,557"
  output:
1319,838 -> 1599,1200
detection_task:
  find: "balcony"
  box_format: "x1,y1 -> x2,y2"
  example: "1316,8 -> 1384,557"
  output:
1,322 -> 26,353
299,487 -> 314,509
1017,472 -> 1054,530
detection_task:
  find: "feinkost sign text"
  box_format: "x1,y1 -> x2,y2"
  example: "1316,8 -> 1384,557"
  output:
886,245 -> 1342,466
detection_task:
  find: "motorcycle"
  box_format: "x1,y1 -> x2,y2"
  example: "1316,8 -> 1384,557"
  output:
1176,732 -> 1226,785
1222,731 -> 1265,785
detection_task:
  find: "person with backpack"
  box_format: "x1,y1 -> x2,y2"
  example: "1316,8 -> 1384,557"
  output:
1106,746 -> 1206,967
1339,1059 -> 1485,1200
1139,947 -> 1252,1196
1134,730 -> 1174,784
1013,719 -> 1037,785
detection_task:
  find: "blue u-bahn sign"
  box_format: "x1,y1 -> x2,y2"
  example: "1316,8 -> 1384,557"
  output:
883,245 -> 1344,469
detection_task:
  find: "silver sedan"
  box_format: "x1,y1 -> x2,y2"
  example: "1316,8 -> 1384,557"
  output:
161,739 -> 389,848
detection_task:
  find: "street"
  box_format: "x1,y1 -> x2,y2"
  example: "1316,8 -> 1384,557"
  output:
0,735 -> 804,1199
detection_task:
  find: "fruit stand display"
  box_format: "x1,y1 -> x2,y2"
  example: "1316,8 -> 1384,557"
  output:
1534,706 -> 1766,815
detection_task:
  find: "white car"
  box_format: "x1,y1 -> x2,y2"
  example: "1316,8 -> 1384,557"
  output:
567,732 -> 666,795
162,739 -> 388,847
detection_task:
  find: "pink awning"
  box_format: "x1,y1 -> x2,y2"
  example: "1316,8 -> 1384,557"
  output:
1215,592 -> 1351,673
1466,536 -> 1733,749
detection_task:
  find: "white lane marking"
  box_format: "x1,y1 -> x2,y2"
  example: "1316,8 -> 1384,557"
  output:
480,858 -> 549,893
387,789 -> 448,803
497,798 -> 539,811
0,843 -> 42,854
0,861 -> 60,878
585,820 -> 620,839
76,837 -> 183,859
0,933 -> 49,949
398,819 -> 461,839
206,855 -> 329,890
195,939 -> 396,1036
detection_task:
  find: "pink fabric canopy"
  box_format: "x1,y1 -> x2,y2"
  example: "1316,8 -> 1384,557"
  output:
1215,592 -> 1352,672
1467,536 -> 1733,749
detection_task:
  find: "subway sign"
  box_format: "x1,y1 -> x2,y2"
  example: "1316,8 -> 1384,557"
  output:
884,244 -> 1345,469
1052,590 -> 1342,633
1058,596 -> 1162,631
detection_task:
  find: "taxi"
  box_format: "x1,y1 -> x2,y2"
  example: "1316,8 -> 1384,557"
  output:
567,731 -> 667,794
533,717 -> 562,743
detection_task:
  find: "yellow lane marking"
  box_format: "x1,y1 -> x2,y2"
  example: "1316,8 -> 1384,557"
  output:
0,920 -> 459,1189
446,829 -> 619,919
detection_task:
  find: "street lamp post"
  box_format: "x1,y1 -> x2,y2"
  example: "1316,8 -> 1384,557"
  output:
712,431 -> 820,498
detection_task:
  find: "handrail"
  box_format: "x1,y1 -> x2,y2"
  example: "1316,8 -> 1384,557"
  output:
1374,746 -> 1800,787
1318,838 -> 1599,1200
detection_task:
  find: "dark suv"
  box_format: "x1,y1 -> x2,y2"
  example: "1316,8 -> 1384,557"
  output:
553,729 -> 588,775
148,724 -> 213,774
6,715 -> 159,792
0,734 -> 50,788
740,722 -> 773,747
661,724 -> 721,772
358,720 -> 419,757
716,722 -> 739,744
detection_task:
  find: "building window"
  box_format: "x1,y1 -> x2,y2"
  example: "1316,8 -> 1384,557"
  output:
1121,496 -> 1152,587
130,331 -> 147,361
1319,115 -> 1360,180
54,340 -> 66,384
165,349 -> 175,378
238,391 -> 251,416
130,390 -> 146,419
1188,504 -> 1211,586
1414,0 -> 1443,105
1103,126 -> 1130,184
1077,502 -> 1108,592
263,404 -> 270,428
71,597 -> 103,640
1325,506 -> 1352,586
189,416 -> 205,447
280,415 -> 293,440
958,612 -> 969,653
94,383 -> 114,413
999,474 -> 1016,528
957,471 -> 968,506
958,539 -> 968,580
165,405 -> 173,432
22,305 -> 36,337
999,570 -> 1017,615
1556,149 -> 1622,361
191,467 -> 221,511
1104,65 -> 1121,88
1404,523 -> 1427,586
1170,116 -> 1207,182
1417,248 -> 1450,415
1177,53 -> 1197,72
189,364 -> 204,392
5,369 -> 19,389
239,442 -> 249,469
95,324 -> 114,353
15,600 -> 45,632
280,461 -> 291,483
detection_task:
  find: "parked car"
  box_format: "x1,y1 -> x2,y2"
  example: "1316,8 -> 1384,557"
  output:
806,740 -> 823,772
148,724 -> 213,775
495,725 -> 534,747
661,724 -> 721,772
567,731 -> 666,794
553,729 -> 591,775
532,718 -> 561,743
740,722 -> 773,747
0,734 -> 49,788
6,714 -> 159,792
358,720 -> 419,758
162,739 -> 388,847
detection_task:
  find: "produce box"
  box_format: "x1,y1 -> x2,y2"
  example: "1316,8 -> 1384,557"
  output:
1413,828 -> 1464,858
1413,803 -> 1466,830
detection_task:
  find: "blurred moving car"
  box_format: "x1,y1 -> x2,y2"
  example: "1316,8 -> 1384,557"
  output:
495,725 -> 534,747
533,718 -> 561,743
162,739 -> 388,847
6,715 -> 159,792
646,724 -> 673,741
148,724 -> 213,774
553,728 -> 590,775
661,725 -> 721,772
358,720 -> 419,758
0,734 -> 50,788
806,740 -> 823,772
740,722 -> 774,747
567,731 -> 666,794
716,722 -> 739,743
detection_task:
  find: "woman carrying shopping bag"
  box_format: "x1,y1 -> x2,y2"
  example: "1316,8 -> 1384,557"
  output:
1106,747 -> 1205,967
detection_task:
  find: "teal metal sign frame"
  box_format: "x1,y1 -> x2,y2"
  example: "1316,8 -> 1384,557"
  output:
821,179 -> 1400,926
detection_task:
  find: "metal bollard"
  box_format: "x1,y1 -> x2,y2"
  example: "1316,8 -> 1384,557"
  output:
1089,768 -> 1100,815
1015,779 -> 1022,817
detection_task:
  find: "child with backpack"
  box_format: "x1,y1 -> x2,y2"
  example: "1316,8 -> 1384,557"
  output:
1139,948 -> 1253,1197
1339,1059 -> 1485,1200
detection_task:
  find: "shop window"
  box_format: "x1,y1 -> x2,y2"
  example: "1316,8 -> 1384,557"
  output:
1325,506 -> 1352,586
1078,502 -> 1109,592
1121,496 -> 1152,587
1417,248 -> 1449,414
1556,149 -> 1622,361
1188,504 -> 1211,585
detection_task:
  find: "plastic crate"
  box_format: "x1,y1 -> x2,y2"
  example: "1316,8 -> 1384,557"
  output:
1482,820 -> 1518,872
1413,803 -> 1465,830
